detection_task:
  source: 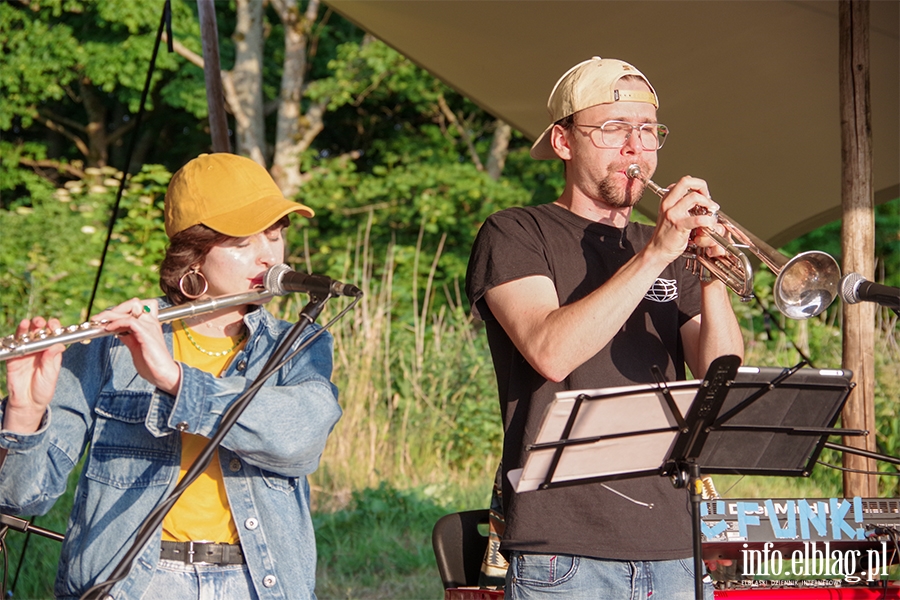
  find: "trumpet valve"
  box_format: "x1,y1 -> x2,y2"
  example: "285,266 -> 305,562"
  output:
683,254 -> 709,281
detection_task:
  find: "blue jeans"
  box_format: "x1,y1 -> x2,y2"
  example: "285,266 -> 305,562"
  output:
506,552 -> 715,600
140,559 -> 260,600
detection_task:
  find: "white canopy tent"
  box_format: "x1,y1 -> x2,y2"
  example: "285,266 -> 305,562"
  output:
326,0 -> 898,248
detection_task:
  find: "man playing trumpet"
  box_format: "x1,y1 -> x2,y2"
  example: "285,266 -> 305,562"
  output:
466,57 -> 743,598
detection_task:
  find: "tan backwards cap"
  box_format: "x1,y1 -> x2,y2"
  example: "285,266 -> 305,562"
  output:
164,153 -> 314,238
530,57 -> 658,160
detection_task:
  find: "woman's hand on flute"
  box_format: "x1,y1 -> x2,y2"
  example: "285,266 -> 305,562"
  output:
4,317 -> 65,434
97,298 -> 182,396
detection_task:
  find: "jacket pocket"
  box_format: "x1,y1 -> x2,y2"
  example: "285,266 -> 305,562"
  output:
86,391 -> 178,489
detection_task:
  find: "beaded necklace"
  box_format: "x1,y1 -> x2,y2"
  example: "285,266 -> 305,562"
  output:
179,319 -> 247,357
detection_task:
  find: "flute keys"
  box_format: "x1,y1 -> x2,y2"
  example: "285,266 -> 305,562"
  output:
0,321 -> 102,352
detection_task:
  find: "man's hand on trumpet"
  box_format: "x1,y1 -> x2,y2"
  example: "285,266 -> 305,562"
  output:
96,298 -> 181,396
686,205 -> 734,263
648,174 -> 721,265
4,316 -> 65,434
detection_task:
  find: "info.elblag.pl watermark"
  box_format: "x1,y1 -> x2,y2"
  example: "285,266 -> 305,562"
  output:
702,497 -> 899,583
741,540 -> 892,583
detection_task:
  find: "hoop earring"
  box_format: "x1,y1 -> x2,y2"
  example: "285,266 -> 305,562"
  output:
178,267 -> 209,300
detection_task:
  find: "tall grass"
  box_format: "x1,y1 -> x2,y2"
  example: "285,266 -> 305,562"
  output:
278,218 -> 500,513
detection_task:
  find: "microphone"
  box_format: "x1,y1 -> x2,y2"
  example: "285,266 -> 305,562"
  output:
839,272 -> 900,310
264,263 -> 362,298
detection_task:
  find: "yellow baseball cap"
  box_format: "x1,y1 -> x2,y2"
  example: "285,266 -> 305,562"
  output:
530,57 -> 659,160
164,153 -> 315,237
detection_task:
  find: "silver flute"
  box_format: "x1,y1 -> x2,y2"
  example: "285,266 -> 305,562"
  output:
0,289 -> 275,363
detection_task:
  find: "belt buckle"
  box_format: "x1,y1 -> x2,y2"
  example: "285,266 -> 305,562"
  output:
186,540 -> 214,565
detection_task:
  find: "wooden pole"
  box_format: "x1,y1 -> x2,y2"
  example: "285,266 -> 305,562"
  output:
197,0 -> 231,153
839,0 -> 877,498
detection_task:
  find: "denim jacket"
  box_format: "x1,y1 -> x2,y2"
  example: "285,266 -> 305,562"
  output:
0,302 -> 341,600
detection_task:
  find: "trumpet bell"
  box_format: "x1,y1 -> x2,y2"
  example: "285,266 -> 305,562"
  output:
625,163 -> 842,319
774,251 -> 841,319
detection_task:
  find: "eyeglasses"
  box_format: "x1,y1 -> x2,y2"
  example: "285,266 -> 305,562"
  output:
573,120 -> 669,151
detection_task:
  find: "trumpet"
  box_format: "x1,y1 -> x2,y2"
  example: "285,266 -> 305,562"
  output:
625,164 -> 841,319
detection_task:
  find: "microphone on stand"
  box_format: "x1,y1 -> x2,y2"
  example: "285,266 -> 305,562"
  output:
264,263 -> 362,298
839,273 -> 900,310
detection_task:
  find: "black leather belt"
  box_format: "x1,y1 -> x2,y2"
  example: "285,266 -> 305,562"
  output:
160,540 -> 245,565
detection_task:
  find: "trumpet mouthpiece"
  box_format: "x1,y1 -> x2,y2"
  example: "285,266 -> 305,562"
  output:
625,164 -> 643,180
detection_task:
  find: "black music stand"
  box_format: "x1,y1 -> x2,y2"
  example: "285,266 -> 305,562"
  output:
508,355 -> 859,600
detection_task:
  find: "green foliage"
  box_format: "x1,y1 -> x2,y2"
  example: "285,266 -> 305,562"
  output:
298,40 -> 552,308
313,483 -> 448,598
0,0 -> 202,122
0,163 -> 170,334
0,0 -> 212,188
0,2 -> 79,129
0,142 -> 57,210
294,157 -> 532,310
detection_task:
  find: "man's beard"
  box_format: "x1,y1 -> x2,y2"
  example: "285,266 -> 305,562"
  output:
595,166 -> 647,208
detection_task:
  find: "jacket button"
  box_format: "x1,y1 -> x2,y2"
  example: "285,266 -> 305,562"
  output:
263,575 -> 277,588
175,421 -> 189,432
245,517 -> 259,530
229,458 -> 241,472
236,359 -> 247,371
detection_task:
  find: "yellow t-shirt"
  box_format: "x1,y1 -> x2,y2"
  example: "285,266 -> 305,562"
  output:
161,320 -> 247,544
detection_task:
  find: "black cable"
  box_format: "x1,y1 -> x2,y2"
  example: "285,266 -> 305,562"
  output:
7,517 -> 33,598
1,526 -> 9,599
865,527 -> 900,593
85,0 -> 172,317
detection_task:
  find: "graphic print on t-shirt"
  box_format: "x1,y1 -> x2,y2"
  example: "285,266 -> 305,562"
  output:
645,278 -> 678,302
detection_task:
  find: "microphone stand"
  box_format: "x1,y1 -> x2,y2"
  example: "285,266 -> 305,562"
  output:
80,294 -> 332,600
0,514 -> 65,599
0,513 -> 65,543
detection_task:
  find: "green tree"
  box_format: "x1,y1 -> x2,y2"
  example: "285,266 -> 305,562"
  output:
2,1 -> 558,325
0,0 -> 208,179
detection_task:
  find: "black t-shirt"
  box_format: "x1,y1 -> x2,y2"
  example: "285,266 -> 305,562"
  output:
466,203 -> 703,561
